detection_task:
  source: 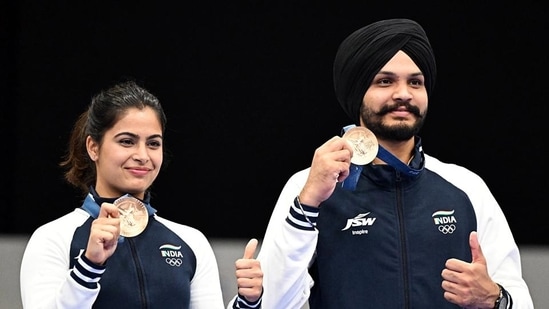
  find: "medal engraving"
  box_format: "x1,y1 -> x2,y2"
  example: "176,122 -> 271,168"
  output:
342,127 -> 378,165
114,196 -> 148,237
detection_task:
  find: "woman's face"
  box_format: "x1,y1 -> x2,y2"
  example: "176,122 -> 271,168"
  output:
87,106 -> 163,199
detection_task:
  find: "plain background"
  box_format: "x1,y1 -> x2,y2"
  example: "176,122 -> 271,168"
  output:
2,2 -> 547,245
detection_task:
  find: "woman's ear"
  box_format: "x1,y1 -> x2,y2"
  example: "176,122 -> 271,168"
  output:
86,136 -> 99,161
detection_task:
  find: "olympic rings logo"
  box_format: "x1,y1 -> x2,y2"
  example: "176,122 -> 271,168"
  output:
165,258 -> 183,267
438,224 -> 456,234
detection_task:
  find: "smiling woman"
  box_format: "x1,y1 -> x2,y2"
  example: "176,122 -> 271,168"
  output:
18,80 -> 263,309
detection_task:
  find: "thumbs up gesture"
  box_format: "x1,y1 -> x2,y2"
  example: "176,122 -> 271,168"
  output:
441,231 -> 501,308
235,238 -> 263,303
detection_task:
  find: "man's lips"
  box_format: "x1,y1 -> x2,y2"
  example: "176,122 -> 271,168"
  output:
389,110 -> 413,117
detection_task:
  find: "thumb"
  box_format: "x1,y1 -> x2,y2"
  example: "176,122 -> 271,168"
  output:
99,202 -> 119,218
242,238 -> 258,259
469,231 -> 486,265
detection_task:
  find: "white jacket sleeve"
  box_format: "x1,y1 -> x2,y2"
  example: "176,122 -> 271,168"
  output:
255,168 -> 318,309
426,155 -> 534,308
470,179 -> 534,309
155,217 -> 226,309
20,210 -> 100,309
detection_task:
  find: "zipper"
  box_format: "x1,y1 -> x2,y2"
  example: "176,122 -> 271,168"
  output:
395,171 -> 410,308
128,238 -> 149,309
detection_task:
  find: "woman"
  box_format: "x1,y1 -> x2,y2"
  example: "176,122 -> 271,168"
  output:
20,80 -> 263,309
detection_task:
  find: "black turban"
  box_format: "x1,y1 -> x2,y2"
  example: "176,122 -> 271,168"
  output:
333,18 -> 437,124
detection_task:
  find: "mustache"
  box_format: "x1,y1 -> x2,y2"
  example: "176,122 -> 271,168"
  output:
377,102 -> 422,118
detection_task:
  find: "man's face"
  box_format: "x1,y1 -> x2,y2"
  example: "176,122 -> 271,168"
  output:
360,50 -> 428,141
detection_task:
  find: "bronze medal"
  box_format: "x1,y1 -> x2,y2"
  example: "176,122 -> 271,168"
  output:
114,196 -> 148,237
342,126 -> 378,165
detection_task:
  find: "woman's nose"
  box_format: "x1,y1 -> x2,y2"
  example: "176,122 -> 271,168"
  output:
132,144 -> 150,163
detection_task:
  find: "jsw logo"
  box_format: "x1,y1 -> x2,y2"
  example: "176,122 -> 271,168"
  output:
342,212 -> 376,231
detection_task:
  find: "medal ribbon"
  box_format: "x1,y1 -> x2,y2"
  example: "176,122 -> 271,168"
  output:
340,125 -> 422,190
82,187 -> 157,218
81,191 -> 157,242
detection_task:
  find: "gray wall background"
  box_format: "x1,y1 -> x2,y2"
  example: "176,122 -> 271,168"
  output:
1,235 -> 547,308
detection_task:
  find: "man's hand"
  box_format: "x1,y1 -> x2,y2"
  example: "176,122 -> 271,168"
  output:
299,136 -> 353,207
441,231 -> 500,308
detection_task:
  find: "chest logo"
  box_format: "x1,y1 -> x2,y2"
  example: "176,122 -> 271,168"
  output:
342,212 -> 377,231
432,210 -> 457,234
159,244 -> 183,267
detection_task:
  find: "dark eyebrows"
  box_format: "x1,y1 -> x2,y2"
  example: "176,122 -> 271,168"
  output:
148,134 -> 163,140
114,132 -> 163,140
377,71 -> 424,78
114,132 -> 137,139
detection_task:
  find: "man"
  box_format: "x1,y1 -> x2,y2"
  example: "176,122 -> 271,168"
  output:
253,19 -> 533,308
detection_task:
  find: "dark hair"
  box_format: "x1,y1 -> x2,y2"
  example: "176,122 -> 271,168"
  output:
60,80 -> 168,194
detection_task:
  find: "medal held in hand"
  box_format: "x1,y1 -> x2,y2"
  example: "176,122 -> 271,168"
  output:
114,195 -> 148,237
342,126 -> 378,165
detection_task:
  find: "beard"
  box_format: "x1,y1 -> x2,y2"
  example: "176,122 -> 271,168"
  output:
360,102 -> 426,141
